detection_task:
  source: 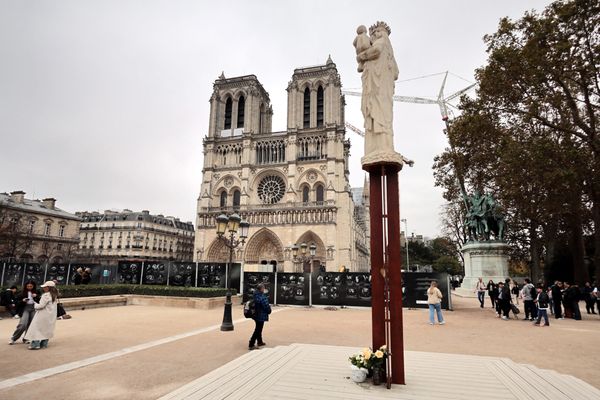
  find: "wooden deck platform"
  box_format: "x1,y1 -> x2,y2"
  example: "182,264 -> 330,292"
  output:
159,343 -> 600,400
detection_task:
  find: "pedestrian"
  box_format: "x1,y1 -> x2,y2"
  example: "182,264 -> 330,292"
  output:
24,281 -> 59,350
1,286 -> 19,318
551,281 -> 563,319
81,268 -> 92,285
494,281 -> 503,317
498,279 -> 512,320
520,278 -> 537,321
533,285 -> 550,327
563,282 -> 581,320
475,277 -> 486,308
72,268 -> 83,285
511,280 -> 520,305
487,280 -> 497,309
427,280 -> 445,325
9,280 -> 41,345
583,282 -> 596,314
248,283 -> 271,350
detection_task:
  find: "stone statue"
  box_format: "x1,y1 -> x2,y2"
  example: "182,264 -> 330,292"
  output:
355,21 -> 403,167
461,189 -> 506,242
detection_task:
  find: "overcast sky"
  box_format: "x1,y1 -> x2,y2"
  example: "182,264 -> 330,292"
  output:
0,0 -> 552,238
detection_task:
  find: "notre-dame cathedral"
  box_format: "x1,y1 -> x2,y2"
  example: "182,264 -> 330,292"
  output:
194,57 -> 369,272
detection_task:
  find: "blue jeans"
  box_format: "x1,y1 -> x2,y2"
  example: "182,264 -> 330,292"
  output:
477,291 -> 485,307
535,309 -> 549,325
429,303 -> 444,324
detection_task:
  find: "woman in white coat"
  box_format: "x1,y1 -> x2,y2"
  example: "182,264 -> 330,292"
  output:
25,281 -> 58,350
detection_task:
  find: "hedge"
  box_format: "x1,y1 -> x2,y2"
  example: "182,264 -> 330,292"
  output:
2,285 -> 236,299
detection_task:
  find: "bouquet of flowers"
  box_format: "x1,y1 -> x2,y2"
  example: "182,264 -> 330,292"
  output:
349,345 -> 389,372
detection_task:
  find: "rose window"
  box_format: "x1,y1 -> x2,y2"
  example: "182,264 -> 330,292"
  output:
257,175 -> 286,204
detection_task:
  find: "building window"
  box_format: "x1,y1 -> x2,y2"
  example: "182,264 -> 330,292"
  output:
303,88 -> 310,128
317,86 -> 324,127
224,97 -> 233,130
29,220 -> 35,233
45,223 -> 51,236
237,95 -> 245,128
302,186 -> 309,203
59,225 -> 65,237
137,222 -> 142,228
233,190 -> 241,208
220,191 -> 227,208
316,184 -> 324,202
57,243 -> 63,251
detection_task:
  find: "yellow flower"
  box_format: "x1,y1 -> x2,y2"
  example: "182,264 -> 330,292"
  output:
362,348 -> 372,359
375,350 -> 384,358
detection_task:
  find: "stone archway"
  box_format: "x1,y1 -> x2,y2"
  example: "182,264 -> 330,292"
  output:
295,230 -> 327,271
244,228 -> 284,265
206,237 -> 237,262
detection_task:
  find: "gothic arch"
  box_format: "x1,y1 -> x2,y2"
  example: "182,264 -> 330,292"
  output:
212,174 -> 241,197
233,90 -> 248,100
207,237 -> 237,262
248,169 -> 287,194
296,168 -> 326,190
295,230 -> 327,260
244,228 -> 284,264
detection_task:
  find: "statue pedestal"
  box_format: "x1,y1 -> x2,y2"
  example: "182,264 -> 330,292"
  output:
456,241 -> 510,297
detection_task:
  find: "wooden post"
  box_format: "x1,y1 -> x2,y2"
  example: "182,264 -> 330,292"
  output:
368,169 -> 385,351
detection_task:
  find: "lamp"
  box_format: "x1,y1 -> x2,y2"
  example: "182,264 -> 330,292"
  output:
300,242 -> 307,255
239,220 -> 249,240
227,213 -> 241,233
216,214 -> 228,236
309,243 -> 316,257
292,244 -> 299,258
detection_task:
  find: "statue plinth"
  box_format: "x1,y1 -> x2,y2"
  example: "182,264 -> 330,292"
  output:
361,150 -> 405,172
456,241 -> 510,297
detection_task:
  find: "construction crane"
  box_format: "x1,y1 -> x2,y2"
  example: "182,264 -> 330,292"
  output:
343,71 -> 476,126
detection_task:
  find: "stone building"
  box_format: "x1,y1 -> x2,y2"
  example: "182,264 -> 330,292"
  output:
76,210 -> 195,263
195,57 -> 370,272
0,191 -> 81,263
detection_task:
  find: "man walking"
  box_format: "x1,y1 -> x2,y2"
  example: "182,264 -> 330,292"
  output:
248,283 -> 271,350
475,277 -> 486,308
533,285 -> 550,326
521,278 -> 537,321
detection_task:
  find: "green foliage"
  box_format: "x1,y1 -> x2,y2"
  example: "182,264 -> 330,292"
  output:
432,255 -> 462,275
54,284 -> 234,299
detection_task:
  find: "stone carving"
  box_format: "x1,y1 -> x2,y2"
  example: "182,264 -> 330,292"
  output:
461,190 -> 506,242
213,173 -> 220,180
224,177 -> 234,188
307,171 -> 317,182
355,21 -> 404,167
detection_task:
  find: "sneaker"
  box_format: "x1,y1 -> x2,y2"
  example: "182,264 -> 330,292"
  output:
22,339 -> 30,344
257,342 -> 266,347
63,314 -> 72,319
27,346 -> 40,350
8,339 -> 15,345
543,323 -> 550,326
501,316 -> 508,320
13,315 -> 20,319
248,345 -> 258,351
439,321 -> 445,325
429,322 -> 434,325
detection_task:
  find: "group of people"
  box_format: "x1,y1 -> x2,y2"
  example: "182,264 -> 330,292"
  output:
475,277 -> 599,325
3,280 -> 68,350
73,267 -> 92,285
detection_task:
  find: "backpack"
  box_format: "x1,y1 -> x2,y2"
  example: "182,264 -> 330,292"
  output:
243,299 -> 256,319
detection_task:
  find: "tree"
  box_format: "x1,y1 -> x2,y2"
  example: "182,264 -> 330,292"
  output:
434,0 -> 599,283
0,202 -> 34,261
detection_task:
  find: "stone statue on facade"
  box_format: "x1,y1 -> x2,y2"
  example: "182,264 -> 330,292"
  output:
462,189 -> 506,242
355,21 -> 405,167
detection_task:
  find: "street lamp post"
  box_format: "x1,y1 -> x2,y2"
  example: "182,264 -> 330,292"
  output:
291,242 -> 317,273
401,218 -> 410,271
216,213 -> 249,331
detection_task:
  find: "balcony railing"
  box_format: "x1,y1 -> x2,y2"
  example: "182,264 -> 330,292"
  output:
198,201 -> 334,214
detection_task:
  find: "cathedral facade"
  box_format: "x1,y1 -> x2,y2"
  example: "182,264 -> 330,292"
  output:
194,57 -> 369,272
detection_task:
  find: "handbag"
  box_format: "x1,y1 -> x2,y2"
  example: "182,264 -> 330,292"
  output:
511,304 -> 520,315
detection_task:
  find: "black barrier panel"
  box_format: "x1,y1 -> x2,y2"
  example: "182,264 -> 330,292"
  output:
402,272 -> 450,310
69,264 -> 102,285
117,261 -> 143,284
341,273 -> 372,307
142,262 -> 168,285
2,263 -> 25,287
276,273 -> 310,306
197,263 -> 225,288
46,264 -> 69,285
169,262 -> 195,287
229,264 -> 241,294
23,264 -> 44,285
311,272 -> 343,306
243,272 -> 275,303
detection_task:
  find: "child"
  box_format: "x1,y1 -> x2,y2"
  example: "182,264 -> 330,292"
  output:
353,25 -> 371,72
533,285 -> 550,326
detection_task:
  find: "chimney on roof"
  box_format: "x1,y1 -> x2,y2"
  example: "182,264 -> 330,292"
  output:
42,198 -> 56,210
10,191 -> 25,204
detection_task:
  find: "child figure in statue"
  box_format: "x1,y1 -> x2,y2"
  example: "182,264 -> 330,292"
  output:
353,25 -> 370,73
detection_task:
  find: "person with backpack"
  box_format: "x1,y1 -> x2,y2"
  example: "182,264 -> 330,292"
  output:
520,278 -> 537,321
533,285 -> 550,326
248,283 -> 271,350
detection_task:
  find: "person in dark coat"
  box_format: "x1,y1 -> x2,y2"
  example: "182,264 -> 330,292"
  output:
583,282 -> 596,314
563,282 -> 581,320
72,268 -> 83,285
9,281 -> 41,344
487,280 -> 497,309
248,283 -> 271,350
551,281 -> 563,319
1,286 -> 19,318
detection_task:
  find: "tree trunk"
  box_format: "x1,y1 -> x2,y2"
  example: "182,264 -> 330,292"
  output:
570,200 -> 589,284
593,196 -> 600,284
529,220 -> 541,283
